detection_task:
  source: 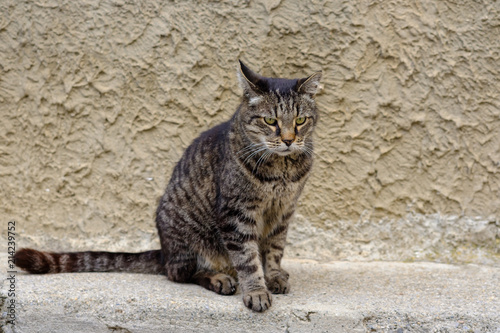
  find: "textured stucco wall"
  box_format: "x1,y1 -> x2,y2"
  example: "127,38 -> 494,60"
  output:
1,0 -> 499,264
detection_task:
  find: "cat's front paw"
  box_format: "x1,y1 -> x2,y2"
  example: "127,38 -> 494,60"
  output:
243,289 -> 272,312
265,269 -> 290,294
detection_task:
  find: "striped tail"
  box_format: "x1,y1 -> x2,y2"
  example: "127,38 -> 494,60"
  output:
14,248 -> 164,274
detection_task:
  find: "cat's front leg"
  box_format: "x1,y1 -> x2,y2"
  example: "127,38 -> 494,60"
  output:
221,217 -> 272,312
261,217 -> 291,294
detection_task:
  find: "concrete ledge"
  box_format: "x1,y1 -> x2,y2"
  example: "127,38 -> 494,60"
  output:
1,254 -> 499,332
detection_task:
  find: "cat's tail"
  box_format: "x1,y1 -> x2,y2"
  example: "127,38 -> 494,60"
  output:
14,248 -> 164,274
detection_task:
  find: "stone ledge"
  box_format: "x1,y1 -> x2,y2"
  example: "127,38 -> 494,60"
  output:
1,255 -> 499,332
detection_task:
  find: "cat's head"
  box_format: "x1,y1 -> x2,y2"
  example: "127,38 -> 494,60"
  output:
237,60 -> 322,157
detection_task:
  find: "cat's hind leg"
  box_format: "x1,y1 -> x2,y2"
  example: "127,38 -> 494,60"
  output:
191,271 -> 237,295
164,247 -> 197,283
164,247 -> 237,295
191,255 -> 238,295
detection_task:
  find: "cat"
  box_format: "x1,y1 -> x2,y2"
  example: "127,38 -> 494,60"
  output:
15,61 -> 322,312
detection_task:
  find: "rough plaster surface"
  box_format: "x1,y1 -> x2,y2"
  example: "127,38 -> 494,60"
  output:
0,1 -> 499,263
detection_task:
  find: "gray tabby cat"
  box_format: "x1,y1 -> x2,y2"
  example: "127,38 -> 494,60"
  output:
15,61 -> 322,312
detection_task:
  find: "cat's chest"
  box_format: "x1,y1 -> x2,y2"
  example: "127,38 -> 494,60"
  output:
251,181 -> 300,238
264,180 -> 299,198
260,181 -> 301,215
255,163 -> 307,212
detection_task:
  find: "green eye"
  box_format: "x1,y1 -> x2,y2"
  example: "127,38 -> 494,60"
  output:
296,117 -> 306,125
264,117 -> 277,126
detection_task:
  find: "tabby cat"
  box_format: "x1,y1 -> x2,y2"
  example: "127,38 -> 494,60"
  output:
15,61 -> 322,312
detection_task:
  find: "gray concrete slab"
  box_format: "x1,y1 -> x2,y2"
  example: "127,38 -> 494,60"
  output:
1,254 -> 499,332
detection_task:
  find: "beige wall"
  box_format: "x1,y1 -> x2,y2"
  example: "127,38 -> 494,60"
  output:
1,0 -> 499,264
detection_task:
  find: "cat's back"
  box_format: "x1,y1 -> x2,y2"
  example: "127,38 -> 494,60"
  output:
173,120 -> 231,175
159,119 -> 232,218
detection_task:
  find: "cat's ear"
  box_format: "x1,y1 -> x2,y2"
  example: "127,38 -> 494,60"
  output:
297,71 -> 322,96
238,60 -> 265,98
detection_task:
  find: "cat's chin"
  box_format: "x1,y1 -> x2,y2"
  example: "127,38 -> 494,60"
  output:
274,149 -> 295,157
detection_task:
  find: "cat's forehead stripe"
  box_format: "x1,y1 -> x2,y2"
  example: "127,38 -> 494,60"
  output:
273,93 -> 299,116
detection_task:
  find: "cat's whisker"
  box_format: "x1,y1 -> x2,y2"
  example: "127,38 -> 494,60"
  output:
301,146 -> 317,158
302,143 -> 317,157
239,142 -> 264,152
263,150 -> 273,165
253,150 -> 274,175
237,142 -> 266,156
252,153 -> 265,174
240,148 -> 263,162
238,143 -> 267,161
242,147 -> 269,165
253,151 -> 267,174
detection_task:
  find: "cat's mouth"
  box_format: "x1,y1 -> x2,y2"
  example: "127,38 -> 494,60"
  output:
274,146 -> 295,156
275,151 -> 291,156
263,141 -> 301,156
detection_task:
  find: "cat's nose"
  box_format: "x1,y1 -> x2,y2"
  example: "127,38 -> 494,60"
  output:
282,139 -> 293,146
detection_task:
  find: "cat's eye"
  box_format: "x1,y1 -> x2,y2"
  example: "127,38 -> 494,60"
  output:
264,117 -> 277,126
296,117 -> 306,125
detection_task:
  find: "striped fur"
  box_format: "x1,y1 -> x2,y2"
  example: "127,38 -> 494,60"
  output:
15,61 -> 322,312
15,248 -> 163,274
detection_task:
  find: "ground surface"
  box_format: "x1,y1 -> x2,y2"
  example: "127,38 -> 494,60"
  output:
1,254 -> 499,333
